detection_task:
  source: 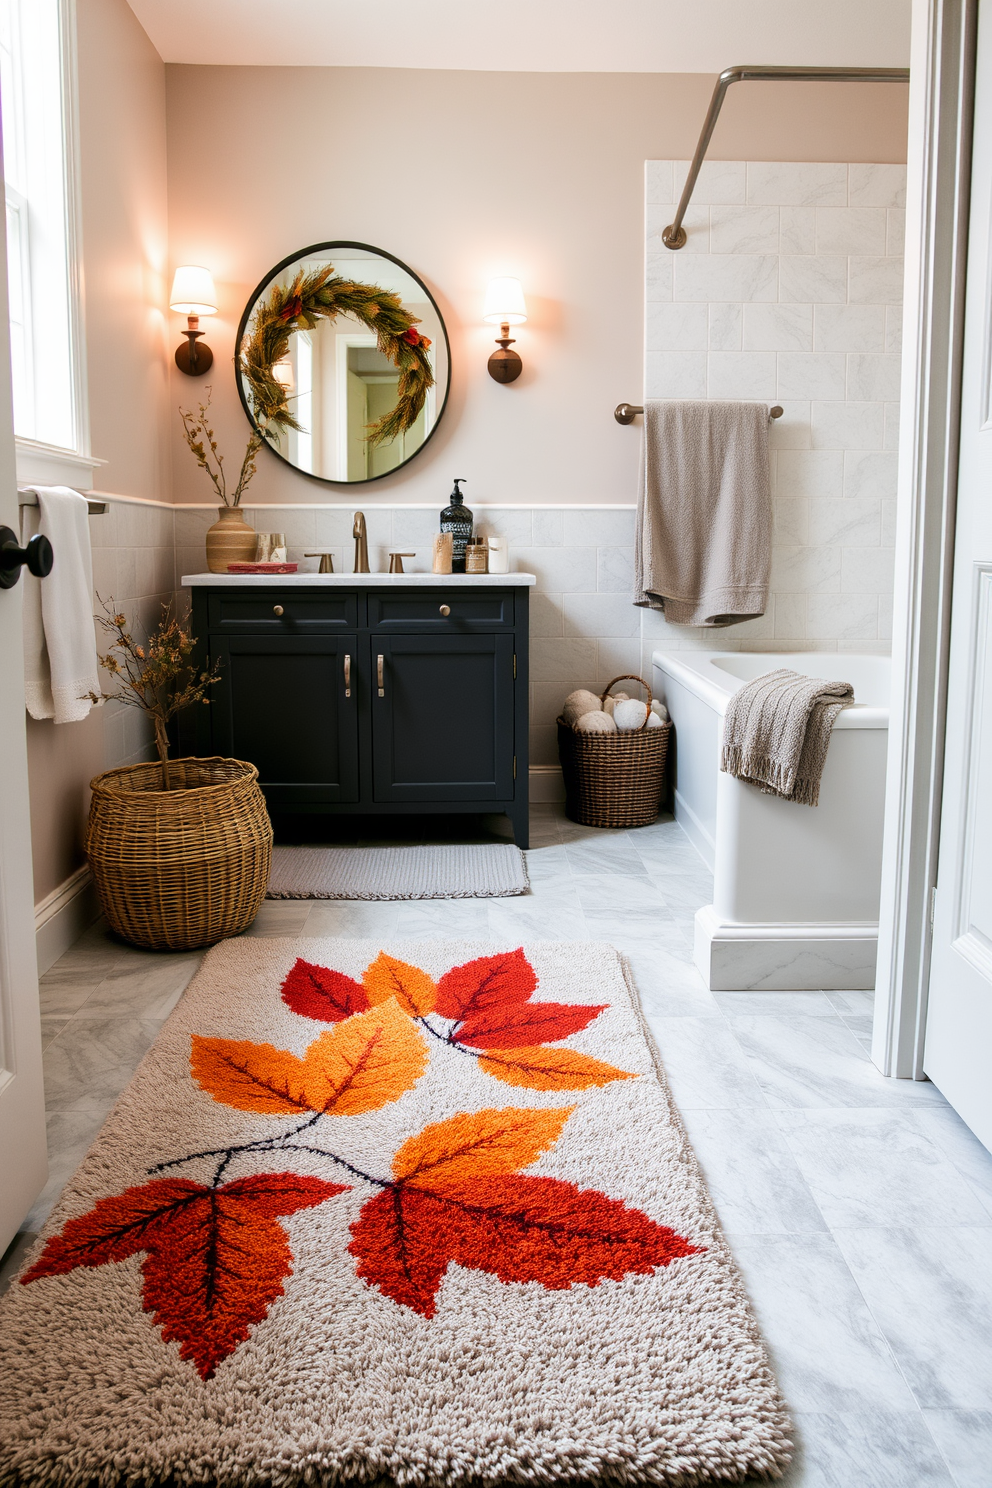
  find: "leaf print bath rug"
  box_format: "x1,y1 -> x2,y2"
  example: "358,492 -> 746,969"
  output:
0,939 -> 792,1487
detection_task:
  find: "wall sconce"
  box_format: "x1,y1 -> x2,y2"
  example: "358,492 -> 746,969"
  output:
170,265 -> 217,375
484,277 -> 527,383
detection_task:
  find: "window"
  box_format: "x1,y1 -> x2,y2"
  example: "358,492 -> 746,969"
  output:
0,0 -> 90,481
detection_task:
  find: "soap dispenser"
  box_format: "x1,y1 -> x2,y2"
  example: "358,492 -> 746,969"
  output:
440,479 -> 473,573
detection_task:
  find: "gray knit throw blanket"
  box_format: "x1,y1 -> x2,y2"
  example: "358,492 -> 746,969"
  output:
720,668 -> 854,807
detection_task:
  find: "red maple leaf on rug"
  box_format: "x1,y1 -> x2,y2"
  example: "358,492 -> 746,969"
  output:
348,1107 -> 702,1316
280,958 -> 370,1022
21,1174 -> 347,1379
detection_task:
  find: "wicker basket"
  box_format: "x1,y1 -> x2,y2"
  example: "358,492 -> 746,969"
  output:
85,757 -> 273,951
557,675 -> 671,829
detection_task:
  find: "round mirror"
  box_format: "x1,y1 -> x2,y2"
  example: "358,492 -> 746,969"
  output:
235,242 -> 450,485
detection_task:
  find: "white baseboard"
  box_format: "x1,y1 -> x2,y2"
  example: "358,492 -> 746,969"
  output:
694,904 -> 878,992
34,866 -> 100,976
529,765 -> 565,803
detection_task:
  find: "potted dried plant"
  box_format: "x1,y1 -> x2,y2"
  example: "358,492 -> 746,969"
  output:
179,390 -> 265,572
84,600 -> 272,951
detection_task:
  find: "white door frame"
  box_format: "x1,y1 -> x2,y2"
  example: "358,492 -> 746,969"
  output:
874,0 -> 978,1077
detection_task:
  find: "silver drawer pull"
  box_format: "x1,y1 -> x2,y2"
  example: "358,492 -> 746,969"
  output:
377,653 -> 385,697
344,653 -> 351,698
272,604 -> 284,617
439,604 -> 451,617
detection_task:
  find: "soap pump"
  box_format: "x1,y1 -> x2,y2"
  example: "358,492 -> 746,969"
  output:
440,479 -> 473,573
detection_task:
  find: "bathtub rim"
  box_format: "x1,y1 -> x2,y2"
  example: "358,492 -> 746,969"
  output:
652,650 -> 889,730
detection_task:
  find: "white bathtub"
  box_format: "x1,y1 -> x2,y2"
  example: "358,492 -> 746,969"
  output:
652,651 -> 889,991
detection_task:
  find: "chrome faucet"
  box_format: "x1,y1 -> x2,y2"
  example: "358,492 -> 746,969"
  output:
353,511 -> 370,573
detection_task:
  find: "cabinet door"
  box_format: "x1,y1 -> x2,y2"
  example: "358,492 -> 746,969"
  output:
212,635 -> 360,806
372,635 -> 514,803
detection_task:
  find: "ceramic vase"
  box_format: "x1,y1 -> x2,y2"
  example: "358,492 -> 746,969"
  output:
205,506 -> 256,573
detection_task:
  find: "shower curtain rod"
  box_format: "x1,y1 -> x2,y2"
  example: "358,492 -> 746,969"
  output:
662,64 -> 911,250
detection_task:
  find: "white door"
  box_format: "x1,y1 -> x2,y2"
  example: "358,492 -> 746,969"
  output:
0,155 -> 47,1248
925,0 -> 992,1151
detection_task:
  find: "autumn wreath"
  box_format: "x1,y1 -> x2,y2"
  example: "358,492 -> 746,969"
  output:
238,263 -> 434,450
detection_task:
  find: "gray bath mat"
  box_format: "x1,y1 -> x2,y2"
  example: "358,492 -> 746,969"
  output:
266,844 -> 530,900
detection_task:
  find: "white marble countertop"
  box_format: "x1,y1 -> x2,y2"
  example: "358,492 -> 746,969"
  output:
180,572 -> 537,588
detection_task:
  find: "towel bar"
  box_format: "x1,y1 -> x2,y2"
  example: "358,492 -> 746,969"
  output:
18,491 -> 107,515
615,403 -> 784,425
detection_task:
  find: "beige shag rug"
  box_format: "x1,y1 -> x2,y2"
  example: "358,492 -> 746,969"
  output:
0,938 -> 791,1486
266,843 -> 529,899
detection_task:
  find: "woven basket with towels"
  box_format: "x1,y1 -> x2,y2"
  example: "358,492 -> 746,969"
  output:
557,674 -> 671,828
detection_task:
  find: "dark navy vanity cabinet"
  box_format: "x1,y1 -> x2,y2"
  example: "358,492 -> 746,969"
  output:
188,579 -> 530,847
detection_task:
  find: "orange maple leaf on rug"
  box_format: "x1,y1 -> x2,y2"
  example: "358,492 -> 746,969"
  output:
21,1175 -> 347,1379
348,1107 -> 701,1317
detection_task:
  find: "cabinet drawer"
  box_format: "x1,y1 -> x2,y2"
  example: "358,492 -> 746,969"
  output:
368,589 -> 513,630
208,590 -> 359,631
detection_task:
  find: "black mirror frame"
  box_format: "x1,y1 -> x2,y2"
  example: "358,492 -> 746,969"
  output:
234,240 -> 452,487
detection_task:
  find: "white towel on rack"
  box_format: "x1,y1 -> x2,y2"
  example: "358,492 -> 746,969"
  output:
21,485 -> 100,724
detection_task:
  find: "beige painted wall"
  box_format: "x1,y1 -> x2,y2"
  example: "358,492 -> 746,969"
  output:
27,0 -> 170,905
165,66 -> 908,509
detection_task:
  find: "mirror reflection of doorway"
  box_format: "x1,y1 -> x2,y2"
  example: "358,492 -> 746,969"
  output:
337,335 -> 429,479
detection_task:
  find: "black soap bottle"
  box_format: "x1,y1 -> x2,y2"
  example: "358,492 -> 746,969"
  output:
440,479 -> 473,573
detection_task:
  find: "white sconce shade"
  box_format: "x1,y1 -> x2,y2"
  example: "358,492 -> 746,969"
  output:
483,277 -> 527,326
170,266 -> 218,316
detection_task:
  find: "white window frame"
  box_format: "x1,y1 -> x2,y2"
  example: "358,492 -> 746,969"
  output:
3,0 -> 100,488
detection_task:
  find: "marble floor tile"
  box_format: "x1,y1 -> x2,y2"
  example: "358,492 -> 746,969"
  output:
914,1108 -> 992,1220
23,1107 -> 120,1231
620,939 -> 721,1011
0,1231 -> 35,1294
679,1107 -> 828,1235
392,900 -> 492,937
834,1227 -> 992,1410
573,872 -> 672,916
771,1411 -> 955,1487
776,1109 -> 991,1229
77,956 -> 200,1019
301,903 -> 399,938
37,974 -> 103,1018
42,1016 -> 165,1112
826,990 -> 875,1016
39,1014 -> 70,1048
713,990 -> 837,1017
729,1013 -> 950,1109
729,1233 -> 919,1412
643,1016 -> 766,1109
923,1409 -> 992,1488
245,902 -> 312,936
485,902 -> 589,941
522,845 -> 571,880
563,834 -> 650,877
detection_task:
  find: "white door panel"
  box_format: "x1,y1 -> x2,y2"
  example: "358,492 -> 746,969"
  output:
926,0 -> 992,1150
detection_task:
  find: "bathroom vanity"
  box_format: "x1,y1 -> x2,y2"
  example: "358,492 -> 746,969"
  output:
182,573 -> 534,847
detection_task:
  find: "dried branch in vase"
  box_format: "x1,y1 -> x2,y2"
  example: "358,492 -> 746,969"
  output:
86,598 -> 222,787
179,387 -> 265,508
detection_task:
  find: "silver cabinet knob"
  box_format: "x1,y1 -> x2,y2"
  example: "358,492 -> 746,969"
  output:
273,604 -> 285,617
439,604 -> 451,617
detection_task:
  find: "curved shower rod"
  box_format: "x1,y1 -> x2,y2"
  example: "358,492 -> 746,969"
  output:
663,64 -> 911,250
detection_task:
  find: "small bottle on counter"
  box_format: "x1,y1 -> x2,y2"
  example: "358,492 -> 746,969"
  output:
465,539 -> 489,574
440,479 -> 472,573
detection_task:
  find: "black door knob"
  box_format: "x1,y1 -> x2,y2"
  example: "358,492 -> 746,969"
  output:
0,525 -> 55,589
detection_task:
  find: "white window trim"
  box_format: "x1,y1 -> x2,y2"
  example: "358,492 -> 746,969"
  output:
12,0 -> 100,489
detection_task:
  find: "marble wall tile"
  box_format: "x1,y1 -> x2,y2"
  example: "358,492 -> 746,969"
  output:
848,163 -> 907,208
747,162 -> 848,206
531,510 -> 563,546
780,207 -> 817,255
529,591 -> 564,637
742,302 -> 813,351
811,400 -> 886,449
597,546 -> 634,593
645,253 -> 673,301
774,592 -> 808,638
644,160 -> 675,206
777,352 -> 848,401
673,254 -> 779,302
511,546 -> 597,591
887,208 -> 907,255
835,1227 -> 992,1409
707,350 -> 778,398
884,401 -> 901,449
844,449 -> 899,499
674,158 -> 747,203
814,303 -> 886,352
768,400 -> 813,448
646,301 -> 709,350
773,498 -> 810,545
847,352 -> 903,401
728,1232 -> 920,1411
777,1109 -> 991,1228
816,207 -> 887,256
849,255 -> 905,303
775,449 -> 845,498
562,593 -> 640,638
790,591 -> 879,641
647,203 -> 710,253
529,636 -> 598,681
563,509 -> 635,547
779,256 -> 848,304
842,548 -> 895,595
708,301 -> 743,349
709,204 -> 781,254
885,304 -> 903,352
645,349 -> 708,397
808,497 -> 881,547
770,545 -> 842,593
478,509 -> 534,545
